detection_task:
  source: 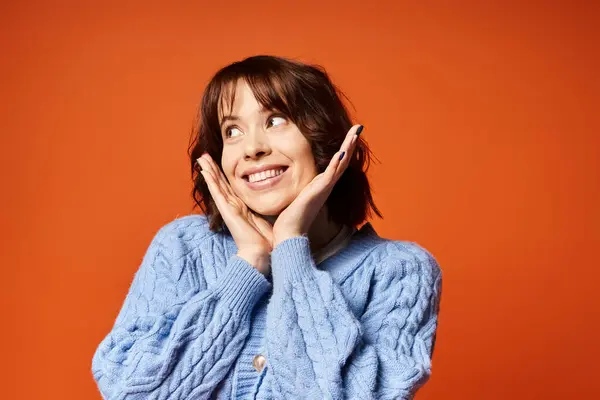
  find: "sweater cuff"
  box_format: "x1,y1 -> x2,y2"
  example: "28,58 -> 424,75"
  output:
271,236 -> 317,288
213,255 -> 272,314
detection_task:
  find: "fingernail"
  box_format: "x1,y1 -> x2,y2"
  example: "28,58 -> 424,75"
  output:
339,151 -> 345,161
356,125 -> 364,137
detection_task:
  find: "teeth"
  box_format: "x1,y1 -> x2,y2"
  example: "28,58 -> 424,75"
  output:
248,168 -> 284,183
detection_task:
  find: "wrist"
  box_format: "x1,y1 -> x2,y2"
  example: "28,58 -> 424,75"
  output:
273,231 -> 303,247
237,249 -> 271,275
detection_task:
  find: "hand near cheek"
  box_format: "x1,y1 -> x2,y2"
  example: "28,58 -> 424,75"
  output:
272,124 -> 363,247
197,154 -> 274,275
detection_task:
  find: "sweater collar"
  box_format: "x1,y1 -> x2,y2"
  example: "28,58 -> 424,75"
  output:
222,221 -> 386,284
317,222 -> 387,283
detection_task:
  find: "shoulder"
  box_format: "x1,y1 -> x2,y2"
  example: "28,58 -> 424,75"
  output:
370,240 -> 443,325
371,239 -> 442,284
150,213 -> 221,263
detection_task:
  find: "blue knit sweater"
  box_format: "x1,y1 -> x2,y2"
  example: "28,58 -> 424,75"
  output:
92,214 -> 442,399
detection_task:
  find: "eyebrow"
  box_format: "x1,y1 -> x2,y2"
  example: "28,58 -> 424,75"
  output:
219,107 -> 275,129
220,115 -> 239,129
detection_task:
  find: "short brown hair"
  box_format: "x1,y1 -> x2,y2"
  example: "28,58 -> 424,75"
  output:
188,55 -> 382,231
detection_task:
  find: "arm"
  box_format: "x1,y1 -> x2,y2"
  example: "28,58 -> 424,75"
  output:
92,227 -> 271,400
263,237 -> 442,400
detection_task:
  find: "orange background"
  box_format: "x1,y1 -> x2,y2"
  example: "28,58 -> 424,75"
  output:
1,1 -> 599,398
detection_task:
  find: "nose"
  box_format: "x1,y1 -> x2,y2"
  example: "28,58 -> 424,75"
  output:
243,129 -> 271,160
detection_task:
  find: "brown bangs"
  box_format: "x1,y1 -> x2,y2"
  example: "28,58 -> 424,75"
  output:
216,62 -> 295,124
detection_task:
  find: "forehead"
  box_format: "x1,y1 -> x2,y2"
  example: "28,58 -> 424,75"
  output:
218,80 -> 261,120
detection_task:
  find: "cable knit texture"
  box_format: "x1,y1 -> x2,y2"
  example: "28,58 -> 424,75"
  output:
92,214 -> 443,399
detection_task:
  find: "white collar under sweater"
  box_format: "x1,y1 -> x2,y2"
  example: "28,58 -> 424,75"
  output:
312,224 -> 357,265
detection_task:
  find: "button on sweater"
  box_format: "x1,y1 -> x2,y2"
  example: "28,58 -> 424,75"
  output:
92,214 -> 443,399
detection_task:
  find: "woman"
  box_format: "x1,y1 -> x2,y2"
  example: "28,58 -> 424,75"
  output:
92,55 -> 443,400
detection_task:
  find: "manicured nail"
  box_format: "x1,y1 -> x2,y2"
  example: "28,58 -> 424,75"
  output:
356,125 -> 364,136
339,151 -> 345,161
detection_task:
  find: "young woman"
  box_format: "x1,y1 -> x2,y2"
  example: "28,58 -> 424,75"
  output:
92,55 -> 443,400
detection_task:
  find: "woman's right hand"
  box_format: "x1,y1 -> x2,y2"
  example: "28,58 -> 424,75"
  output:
197,153 -> 273,276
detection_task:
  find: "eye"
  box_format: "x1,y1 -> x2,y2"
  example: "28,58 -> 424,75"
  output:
225,126 -> 243,138
267,115 -> 287,128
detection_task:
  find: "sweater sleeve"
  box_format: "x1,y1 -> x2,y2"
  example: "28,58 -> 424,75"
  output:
263,236 -> 442,400
91,228 -> 271,400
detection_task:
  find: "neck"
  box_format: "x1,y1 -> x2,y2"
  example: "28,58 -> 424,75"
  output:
306,207 -> 343,253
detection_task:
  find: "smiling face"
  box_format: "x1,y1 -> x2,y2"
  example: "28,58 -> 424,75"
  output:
219,80 -> 319,216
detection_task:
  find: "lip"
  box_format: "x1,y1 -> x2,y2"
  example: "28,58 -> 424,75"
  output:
240,164 -> 288,178
242,166 -> 288,191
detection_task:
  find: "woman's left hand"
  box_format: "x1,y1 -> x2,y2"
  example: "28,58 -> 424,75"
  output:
272,124 -> 363,247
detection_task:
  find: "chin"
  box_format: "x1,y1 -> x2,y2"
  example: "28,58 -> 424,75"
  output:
247,197 -> 292,217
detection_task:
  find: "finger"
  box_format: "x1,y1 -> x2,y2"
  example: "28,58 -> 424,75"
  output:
328,131 -> 354,177
200,169 -> 229,211
321,149 -> 344,185
199,157 -> 238,212
210,157 -> 237,198
198,156 -> 220,191
197,156 -> 214,180
350,125 -> 362,151
199,154 -> 219,182
341,124 -> 362,152
202,154 -> 234,198
335,124 -> 363,175
323,125 -> 360,176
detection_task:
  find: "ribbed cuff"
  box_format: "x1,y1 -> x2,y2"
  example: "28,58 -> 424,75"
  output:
213,255 -> 272,314
271,236 -> 317,288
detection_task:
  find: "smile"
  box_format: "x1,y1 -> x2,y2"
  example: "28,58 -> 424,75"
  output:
243,167 -> 288,190
247,168 -> 285,183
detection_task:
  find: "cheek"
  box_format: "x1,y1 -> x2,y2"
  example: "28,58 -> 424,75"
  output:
220,149 -> 236,183
277,134 -> 316,172
294,145 -> 318,177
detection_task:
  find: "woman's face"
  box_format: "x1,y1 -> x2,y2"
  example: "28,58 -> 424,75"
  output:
219,80 -> 318,216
